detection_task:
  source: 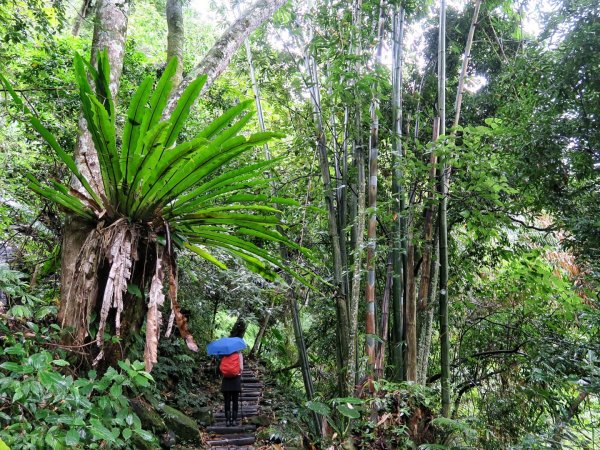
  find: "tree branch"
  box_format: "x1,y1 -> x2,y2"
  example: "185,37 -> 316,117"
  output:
164,0 -> 287,117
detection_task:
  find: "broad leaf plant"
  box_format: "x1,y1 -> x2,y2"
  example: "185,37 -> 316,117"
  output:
1,52 -> 308,371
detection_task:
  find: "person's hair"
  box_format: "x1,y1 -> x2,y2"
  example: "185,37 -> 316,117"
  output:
229,318 -> 246,338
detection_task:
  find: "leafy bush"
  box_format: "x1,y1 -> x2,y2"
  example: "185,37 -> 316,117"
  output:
0,269 -> 158,449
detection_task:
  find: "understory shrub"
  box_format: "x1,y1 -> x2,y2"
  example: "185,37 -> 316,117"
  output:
0,268 -> 157,449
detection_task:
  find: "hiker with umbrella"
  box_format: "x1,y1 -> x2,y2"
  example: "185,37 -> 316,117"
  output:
207,319 -> 246,427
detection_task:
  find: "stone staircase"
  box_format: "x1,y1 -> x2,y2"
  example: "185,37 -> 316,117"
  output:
205,368 -> 264,449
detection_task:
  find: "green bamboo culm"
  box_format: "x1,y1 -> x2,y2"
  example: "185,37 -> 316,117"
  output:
437,0 -> 451,418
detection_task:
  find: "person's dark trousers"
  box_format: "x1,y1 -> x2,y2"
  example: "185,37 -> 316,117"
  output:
224,391 -> 240,426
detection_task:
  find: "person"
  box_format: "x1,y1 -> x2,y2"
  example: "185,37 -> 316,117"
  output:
221,351 -> 243,426
221,318 -> 246,427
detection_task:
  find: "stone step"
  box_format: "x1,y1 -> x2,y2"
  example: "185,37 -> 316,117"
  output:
214,410 -> 258,418
207,424 -> 257,434
209,447 -> 255,450
207,434 -> 256,446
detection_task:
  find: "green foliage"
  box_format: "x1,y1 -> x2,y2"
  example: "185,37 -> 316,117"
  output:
1,51 -> 311,283
306,396 -> 364,441
0,270 -> 157,449
0,268 -> 55,320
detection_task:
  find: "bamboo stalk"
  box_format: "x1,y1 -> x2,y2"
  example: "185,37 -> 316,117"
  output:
365,0 -> 386,382
437,0 -> 451,418
304,7 -> 350,395
347,0 -> 365,392
453,0 -> 482,129
391,3 -> 406,381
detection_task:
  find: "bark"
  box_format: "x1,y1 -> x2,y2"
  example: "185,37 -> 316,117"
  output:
166,0 -> 185,88
290,288 -> 315,402
244,40 -> 270,159
551,391 -> 589,448
164,0 -> 287,117
347,138 -> 365,390
327,62 -> 350,300
72,0 -> 93,36
250,300 -> 273,357
59,0 -> 130,341
438,0 -> 451,417
391,4 -> 406,381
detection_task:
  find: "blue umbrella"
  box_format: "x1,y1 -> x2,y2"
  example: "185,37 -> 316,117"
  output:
206,337 -> 247,356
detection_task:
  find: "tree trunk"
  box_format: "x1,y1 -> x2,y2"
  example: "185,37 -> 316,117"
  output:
244,40 -> 270,159
72,0 -> 93,36
250,301 -> 272,357
59,0 -> 130,344
347,134 -> 365,391
413,119 -> 440,384
166,0 -> 184,88
551,391 -> 589,448
164,0 -> 287,117
391,4 -> 406,381
60,0 -> 285,362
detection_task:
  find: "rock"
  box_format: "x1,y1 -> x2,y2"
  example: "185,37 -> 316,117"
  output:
130,433 -> 157,450
189,406 -> 213,426
159,404 -> 201,445
129,398 -> 167,434
245,415 -> 270,426
160,430 -> 177,448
